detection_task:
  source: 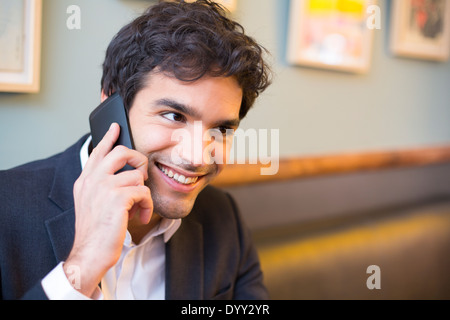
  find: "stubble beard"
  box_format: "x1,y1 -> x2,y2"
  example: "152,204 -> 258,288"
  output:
144,152 -> 219,220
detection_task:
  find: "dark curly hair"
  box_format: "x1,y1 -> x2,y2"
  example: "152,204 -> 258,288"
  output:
101,0 -> 271,120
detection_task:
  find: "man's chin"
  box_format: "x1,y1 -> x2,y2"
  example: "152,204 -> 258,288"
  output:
147,174 -> 210,220
152,197 -> 197,220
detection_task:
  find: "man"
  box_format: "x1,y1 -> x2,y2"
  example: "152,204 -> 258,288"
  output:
0,0 -> 271,300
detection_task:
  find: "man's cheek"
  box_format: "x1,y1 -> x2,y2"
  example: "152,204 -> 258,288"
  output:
133,127 -> 177,155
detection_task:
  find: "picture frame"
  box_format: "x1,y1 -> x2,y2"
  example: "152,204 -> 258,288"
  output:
287,0 -> 376,74
216,0 -> 237,12
390,0 -> 450,61
0,0 -> 42,93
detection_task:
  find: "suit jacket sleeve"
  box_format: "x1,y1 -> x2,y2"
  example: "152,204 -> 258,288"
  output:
20,283 -> 48,300
0,137 -> 85,300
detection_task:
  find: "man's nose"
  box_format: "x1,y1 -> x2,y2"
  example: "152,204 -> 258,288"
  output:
173,121 -> 213,167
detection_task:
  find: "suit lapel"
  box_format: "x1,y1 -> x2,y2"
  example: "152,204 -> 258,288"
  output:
45,136 -> 86,262
165,218 -> 204,300
45,209 -> 75,262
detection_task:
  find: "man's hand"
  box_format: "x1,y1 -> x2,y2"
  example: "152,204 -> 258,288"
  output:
64,123 -> 153,297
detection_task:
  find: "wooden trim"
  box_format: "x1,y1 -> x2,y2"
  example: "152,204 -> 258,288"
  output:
212,145 -> 450,187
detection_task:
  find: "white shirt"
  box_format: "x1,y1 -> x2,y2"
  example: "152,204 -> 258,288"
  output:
41,136 -> 181,300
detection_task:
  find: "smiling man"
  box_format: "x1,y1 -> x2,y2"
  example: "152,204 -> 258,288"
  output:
0,0 -> 271,300
126,73 -> 243,221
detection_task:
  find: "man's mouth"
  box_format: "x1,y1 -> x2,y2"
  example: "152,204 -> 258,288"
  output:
156,163 -> 201,186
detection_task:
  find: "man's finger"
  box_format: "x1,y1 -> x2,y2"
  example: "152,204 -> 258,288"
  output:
114,169 -> 146,187
118,186 -> 153,222
84,123 -> 121,172
102,146 -> 149,179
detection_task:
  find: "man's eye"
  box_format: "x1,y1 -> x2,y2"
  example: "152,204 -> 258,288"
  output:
163,112 -> 185,122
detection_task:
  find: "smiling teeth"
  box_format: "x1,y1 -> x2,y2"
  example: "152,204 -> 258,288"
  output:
157,164 -> 199,185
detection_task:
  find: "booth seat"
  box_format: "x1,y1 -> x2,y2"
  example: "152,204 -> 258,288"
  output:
223,162 -> 450,300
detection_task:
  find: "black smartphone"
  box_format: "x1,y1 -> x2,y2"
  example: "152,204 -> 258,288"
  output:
89,92 -> 135,172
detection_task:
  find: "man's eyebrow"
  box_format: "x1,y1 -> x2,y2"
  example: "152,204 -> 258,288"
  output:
212,118 -> 241,129
155,98 -> 200,118
155,98 -> 241,128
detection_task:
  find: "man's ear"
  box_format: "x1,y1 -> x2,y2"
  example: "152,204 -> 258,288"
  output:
100,90 -> 109,103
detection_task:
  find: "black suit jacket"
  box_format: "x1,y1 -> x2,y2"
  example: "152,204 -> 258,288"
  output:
0,136 -> 268,300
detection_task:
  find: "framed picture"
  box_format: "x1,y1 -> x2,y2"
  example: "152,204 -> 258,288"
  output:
217,0 -> 237,12
287,0 -> 376,73
390,0 -> 450,61
0,0 -> 42,93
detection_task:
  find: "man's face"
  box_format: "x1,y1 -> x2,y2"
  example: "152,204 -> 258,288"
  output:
127,72 -> 242,220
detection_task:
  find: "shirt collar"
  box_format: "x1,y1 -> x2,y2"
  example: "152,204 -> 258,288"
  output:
125,218 -> 182,246
123,217 -> 181,247
80,135 -> 92,170
79,136 -> 181,244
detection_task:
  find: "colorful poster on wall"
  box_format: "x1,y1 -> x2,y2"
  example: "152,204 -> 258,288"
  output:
287,0 -> 376,73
